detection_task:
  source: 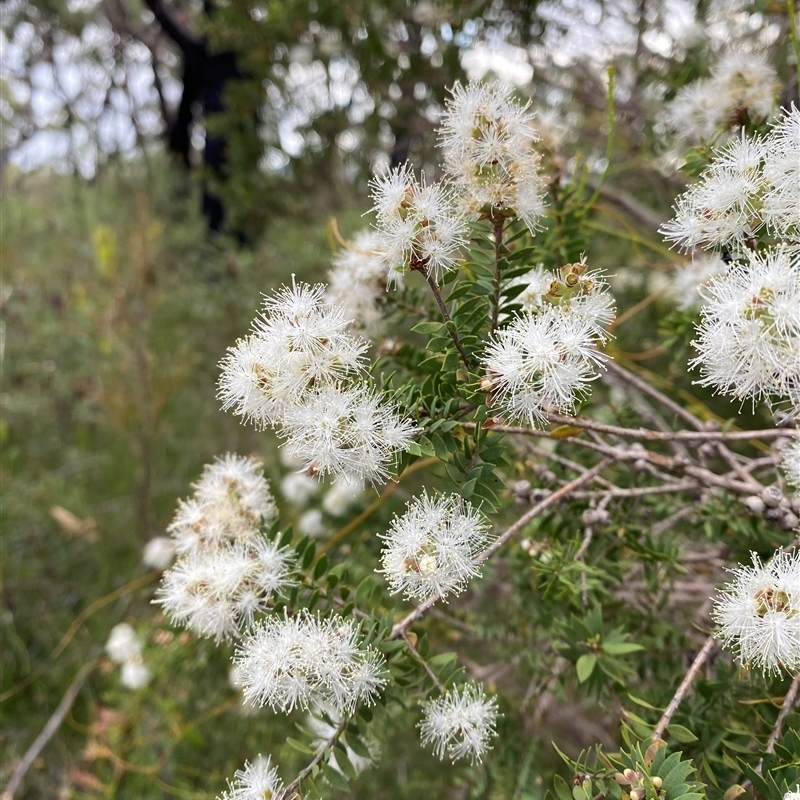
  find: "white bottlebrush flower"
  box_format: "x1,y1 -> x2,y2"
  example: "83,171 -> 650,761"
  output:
218,755 -> 284,800
419,682 -> 499,763
218,280 -> 368,429
661,133 -> 767,252
668,254 -> 728,312
483,303 -> 610,427
712,549 -> 800,676
156,537 -> 295,642
666,79 -> 726,142
280,383 -> 415,485
298,509 -> 326,538
106,623 -> 142,664
690,247 -> 800,408
762,107 -> 800,239
120,655 -> 152,690
280,472 -> 319,507
438,81 -> 546,232
379,491 -> 492,601
142,536 -> 176,571
369,166 -> 468,281
234,611 -> 386,715
666,51 -> 777,142
711,51 -> 778,126
168,454 -> 277,554
322,476 -> 363,517
781,436 -> 800,493
327,228 -> 399,339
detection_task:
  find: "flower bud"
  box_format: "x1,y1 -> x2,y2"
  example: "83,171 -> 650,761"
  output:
761,485 -> 782,508
743,495 -> 765,515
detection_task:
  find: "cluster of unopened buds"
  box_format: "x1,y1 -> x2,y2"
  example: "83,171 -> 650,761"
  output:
741,485 -> 800,531
613,768 -> 664,800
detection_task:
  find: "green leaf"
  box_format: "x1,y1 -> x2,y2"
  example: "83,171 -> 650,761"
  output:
603,642 -> 644,655
322,762 -> 350,792
411,320 -> 446,335
554,775 -> 573,800
667,724 -> 698,744
286,737 -> 312,754
576,653 -> 597,683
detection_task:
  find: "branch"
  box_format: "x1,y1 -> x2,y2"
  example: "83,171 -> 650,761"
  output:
764,671 -> 800,756
652,635 -> 716,742
142,0 -> 202,54
278,718 -> 348,800
2,660 -> 98,800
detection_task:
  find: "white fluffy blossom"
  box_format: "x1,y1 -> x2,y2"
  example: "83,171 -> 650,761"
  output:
218,280 -> 368,429
781,436 -> 800,493
690,247 -> 800,408
784,787 -> 800,800
379,491 -> 492,601
439,81 -> 547,232
369,166 -> 468,281
234,611 -> 386,715
106,624 -> 151,689
483,270 -> 613,426
120,656 -> 151,689
668,254 -> 728,312
142,536 -> 175,571
280,472 -> 319,507
106,623 -> 142,664
667,51 -> 777,142
280,383 -> 415,484
322,476 -> 363,517
712,549 -> 800,675
218,755 -> 285,800
298,509 -> 326,538
762,107 -> 800,238
327,228 -> 398,339
661,133 -> 767,252
168,455 -> 278,554
156,538 -> 295,642
419,682 -> 499,763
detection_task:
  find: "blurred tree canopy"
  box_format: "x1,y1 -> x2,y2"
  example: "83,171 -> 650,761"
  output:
2,0 -> 797,232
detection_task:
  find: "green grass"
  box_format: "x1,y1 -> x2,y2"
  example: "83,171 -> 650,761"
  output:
0,162 -> 368,798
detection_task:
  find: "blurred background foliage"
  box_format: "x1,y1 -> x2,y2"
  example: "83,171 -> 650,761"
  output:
2,0 -> 799,797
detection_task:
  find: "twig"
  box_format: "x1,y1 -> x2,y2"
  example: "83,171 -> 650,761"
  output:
2,660 -> 97,800
764,671 -> 800,756
419,265 -> 472,372
652,635 -> 716,742
490,215 -> 505,335
402,633 -> 446,692
389,458 -> 614,639
278,718 -> 348,800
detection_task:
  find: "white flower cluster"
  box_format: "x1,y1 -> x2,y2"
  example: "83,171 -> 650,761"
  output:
369,166 -> 468,282
234,611 -> 386,715
142,536 -> 175,571
156,455 -> 295,642
662,108 -> 800,253
218,755 -> 287,800
379,491 -> 492,601
667,51 -> 778,142
782,436 -> 800,493
419,682 -> 499,763
439,81 -> 547,232
483,261 -> 615,425
712,549 -> 800,676
168,454 -> 278,554
327,228 -> 400,339
106,623 -> 151,689
667,254 -> 727,312
219,281 -> 414,484
690,247 -> 800,410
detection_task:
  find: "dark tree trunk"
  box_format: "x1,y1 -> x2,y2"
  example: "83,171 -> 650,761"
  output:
142,0 -> 244,233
